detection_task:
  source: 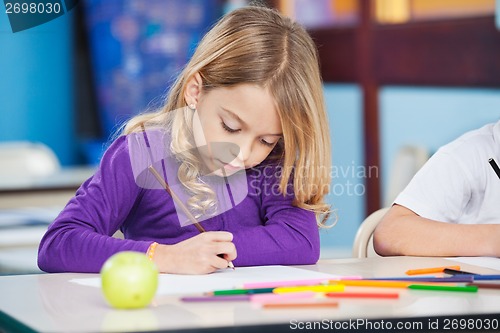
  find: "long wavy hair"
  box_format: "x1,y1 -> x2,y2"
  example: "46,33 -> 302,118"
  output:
123,5 -> 333,226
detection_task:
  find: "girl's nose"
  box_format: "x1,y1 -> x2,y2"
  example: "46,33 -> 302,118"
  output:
234,139 -> 252,163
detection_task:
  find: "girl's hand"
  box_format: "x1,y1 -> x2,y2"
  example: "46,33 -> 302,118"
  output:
152,231 -> 237,274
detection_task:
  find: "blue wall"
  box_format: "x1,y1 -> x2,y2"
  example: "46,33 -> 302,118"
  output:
321,84 -> 365,252
380,87 -> 500,204
496,0 -> 500,30
0,4 -> 77,165
2,1 -> 500,257
321,85 -> 500,256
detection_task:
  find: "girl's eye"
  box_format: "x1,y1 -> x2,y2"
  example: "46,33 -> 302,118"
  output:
221,121 -> 240,133
260,138 -> 276,147
221,120 -> 277,147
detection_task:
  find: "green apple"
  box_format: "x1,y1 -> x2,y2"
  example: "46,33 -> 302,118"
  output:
100,251 -> 159,309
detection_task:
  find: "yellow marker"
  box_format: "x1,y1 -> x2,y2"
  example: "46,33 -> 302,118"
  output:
273,284 -> 345,294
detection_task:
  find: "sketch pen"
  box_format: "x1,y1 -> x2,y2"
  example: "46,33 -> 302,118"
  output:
334,280 -> 416,288
181,295 -> 250,302
470,274 -> 500,281
488,158 -> 500,179
243,278 -> 328,289
408,284 -> 478,292
210,287 -> 275,296
405,265 -> 460,275
325,291 -> 399,299
273,285 -> 345,294
242,276 -> 362,289
334,280 -> 460,288
443,268 -> 476,276
261,300 -> 339,309
250,292 -> 316,303
467,282 -> 500,290
368,276 -> 474,283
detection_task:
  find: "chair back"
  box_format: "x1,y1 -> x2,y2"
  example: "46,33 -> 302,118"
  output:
352,207 -> 390,258
0,142 -> 60,186
384,145 -> 428,207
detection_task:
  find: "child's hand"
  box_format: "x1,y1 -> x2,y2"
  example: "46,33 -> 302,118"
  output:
153,231 -> 237,274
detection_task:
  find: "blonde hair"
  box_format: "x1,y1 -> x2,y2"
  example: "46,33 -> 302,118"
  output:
124,5 -> 332,226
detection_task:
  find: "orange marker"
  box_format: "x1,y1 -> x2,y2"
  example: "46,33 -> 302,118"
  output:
405,265 -> 461,275
331,280 -> 459,288
332,280 -> 414,288
325,291 -> 399,299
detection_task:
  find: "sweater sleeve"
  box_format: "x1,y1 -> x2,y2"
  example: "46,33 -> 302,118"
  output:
38,136 -> 152,273
231,166 -> 320,266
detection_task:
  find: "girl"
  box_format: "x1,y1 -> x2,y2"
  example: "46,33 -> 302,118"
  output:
38,5 -> 332,274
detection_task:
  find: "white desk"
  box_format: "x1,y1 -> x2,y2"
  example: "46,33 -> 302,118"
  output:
0,166 -> 95,209
0,167 -> 95,274
1,257 -> 500,332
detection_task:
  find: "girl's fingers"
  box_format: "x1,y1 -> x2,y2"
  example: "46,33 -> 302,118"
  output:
211,254 -> 233,270
201,231 -> 233,242
215,242 -> 237,261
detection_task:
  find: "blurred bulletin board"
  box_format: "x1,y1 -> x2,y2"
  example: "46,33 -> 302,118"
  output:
276,0 -> 359,28
376,0 -> 495,24
277,0 -> 496,27
83,0 -> 222,164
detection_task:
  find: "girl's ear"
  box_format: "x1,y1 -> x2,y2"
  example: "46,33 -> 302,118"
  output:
184,72 -> 203,107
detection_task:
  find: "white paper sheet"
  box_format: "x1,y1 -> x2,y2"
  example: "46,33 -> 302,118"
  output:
446,257 -> 500,271
70,265 -> 339,295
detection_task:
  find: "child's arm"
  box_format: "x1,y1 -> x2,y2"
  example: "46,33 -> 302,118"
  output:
230,207 -> 319,266
373,204 -> 500,257
373,141 -> 500,257
37,136 -> 151,273
229,166 -> 320,266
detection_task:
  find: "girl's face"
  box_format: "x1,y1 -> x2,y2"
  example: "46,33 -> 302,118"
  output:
188,81 -> 282,176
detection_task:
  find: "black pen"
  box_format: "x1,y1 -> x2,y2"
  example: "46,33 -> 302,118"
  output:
443,268 -> 476,276
488,158 -> 500,179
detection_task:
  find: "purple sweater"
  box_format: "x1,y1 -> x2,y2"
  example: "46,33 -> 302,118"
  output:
38,134 -> 320,273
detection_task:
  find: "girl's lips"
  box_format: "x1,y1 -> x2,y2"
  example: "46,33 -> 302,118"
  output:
217,159 -> 243,171
224,163 -> 242,171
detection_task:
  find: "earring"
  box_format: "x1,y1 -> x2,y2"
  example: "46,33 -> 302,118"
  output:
188,103 -> 196,111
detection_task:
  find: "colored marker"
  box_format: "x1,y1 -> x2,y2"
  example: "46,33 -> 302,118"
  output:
209,287 -> 275,296
467,283 -> 500,290
181,295 -> 251,302
408,285 -> 478,292
405,265 -> 460,275
333,280 -> 417,288
273,284 -> 345,294
470,274 -> 500,281
243,278 -> 327,289
488,158 -> 500,179
261,300 -> 339,309
325,291 -> 399,299
368,276 -> 474,283
333,280 -> 459,288
250,292 -> 316,303
443,268 -> 476,275
242,276 -> 362,289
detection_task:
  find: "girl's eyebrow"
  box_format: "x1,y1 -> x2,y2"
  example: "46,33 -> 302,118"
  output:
221,107 -> 283,137
221,107 -> 243,124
